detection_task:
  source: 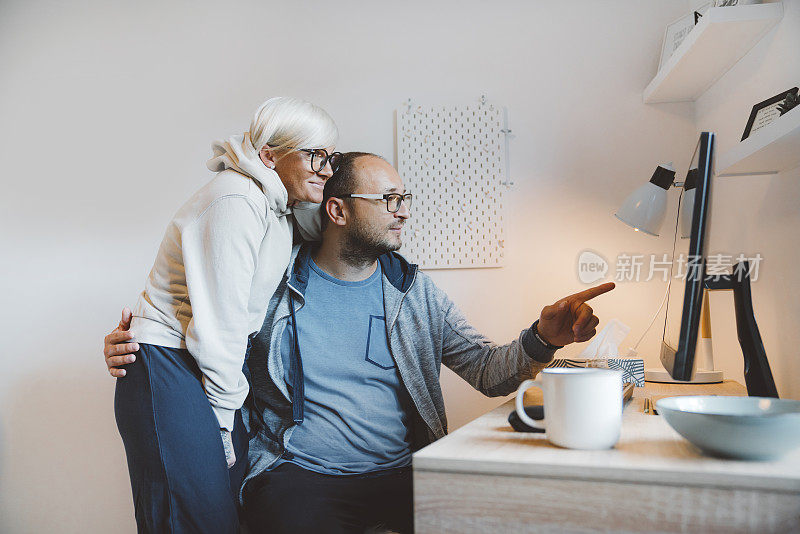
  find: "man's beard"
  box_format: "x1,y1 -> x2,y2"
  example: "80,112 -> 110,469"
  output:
340,218 -> 403,268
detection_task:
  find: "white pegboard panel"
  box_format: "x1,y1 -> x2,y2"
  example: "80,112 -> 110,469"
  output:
396,102 -> 507,269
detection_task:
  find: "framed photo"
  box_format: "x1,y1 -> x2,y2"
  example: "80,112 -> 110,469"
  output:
659,12 -> 697,71
741,88 -> 799,141
694,2 -> 712,23
714,0 -> 762,6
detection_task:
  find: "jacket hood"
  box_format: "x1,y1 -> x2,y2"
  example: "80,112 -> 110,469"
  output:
288,243 -> 417,295
207,132 -> 288,213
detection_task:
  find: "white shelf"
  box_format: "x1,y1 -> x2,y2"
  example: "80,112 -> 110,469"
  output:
717,106 -> 800,177
643,4 -> 783,104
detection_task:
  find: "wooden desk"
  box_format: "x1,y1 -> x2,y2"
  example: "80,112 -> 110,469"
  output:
413,381 -> 800,533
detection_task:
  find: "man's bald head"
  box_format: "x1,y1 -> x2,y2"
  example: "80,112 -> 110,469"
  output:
321,152 -> 386,229
318,151 -> 410,264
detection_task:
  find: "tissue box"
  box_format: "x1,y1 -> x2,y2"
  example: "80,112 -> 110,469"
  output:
546,358 -> 645,387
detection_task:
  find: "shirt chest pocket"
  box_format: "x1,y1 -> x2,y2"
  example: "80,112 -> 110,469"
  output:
365,315 -> 396,370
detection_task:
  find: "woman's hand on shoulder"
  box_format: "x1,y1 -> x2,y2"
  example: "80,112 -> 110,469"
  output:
104,307 -> 139,378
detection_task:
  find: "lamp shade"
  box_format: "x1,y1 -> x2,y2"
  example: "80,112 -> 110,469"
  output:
614,164 -> 675,237
614,183 -> 667,236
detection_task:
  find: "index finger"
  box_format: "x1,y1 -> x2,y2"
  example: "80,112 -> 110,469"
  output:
567,282 -> 616,303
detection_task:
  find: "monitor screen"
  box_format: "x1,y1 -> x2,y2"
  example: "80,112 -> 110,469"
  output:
660,132 -> 714,381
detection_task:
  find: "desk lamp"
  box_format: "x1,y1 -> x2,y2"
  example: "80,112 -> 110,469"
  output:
614,164 -> 675,236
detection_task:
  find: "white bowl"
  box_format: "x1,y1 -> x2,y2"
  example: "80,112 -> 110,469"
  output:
656,396 -> 800,460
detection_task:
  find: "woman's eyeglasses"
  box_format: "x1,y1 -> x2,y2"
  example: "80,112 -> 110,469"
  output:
298,148 -> 342,174
267,145 -> 342,174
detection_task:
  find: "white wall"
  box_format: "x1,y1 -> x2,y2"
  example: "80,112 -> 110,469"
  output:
1,1 -> 794,531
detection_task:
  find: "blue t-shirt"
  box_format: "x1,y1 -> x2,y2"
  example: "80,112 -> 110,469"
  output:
277,258 -> 413,474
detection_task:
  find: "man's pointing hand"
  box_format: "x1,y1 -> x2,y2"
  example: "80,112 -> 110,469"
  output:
536,282 -> 616,347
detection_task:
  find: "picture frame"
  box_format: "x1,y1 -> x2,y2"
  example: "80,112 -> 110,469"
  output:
741,88 -> 799,141
714,0 -> 762,6
694,2 -> 712,23
658,12 -> 698,71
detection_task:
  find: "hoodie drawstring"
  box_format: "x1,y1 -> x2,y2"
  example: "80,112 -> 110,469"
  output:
288,294 -> 305,424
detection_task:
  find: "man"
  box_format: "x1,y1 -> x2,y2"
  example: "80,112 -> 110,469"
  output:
106,152 -> 613,533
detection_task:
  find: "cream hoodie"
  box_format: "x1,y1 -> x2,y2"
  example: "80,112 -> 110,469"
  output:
130,133 -> 320,430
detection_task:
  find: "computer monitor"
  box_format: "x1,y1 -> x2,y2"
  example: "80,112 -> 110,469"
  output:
657,132 -> 777,395
660,132 -> 714,381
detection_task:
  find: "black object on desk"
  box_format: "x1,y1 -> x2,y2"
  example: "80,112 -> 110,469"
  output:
508,405 -> 545,433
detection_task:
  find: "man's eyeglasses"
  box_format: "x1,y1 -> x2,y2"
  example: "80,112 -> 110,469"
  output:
338,193 -> 413,213
298,148 -> 342,174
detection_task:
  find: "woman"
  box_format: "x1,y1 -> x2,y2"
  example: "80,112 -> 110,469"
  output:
113,96 -> 340,533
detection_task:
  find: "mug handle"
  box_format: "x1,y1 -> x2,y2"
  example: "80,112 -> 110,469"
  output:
515,379 -> 545,431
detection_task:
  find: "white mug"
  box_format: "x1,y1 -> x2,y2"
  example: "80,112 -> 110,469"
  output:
515,368 -> 623,450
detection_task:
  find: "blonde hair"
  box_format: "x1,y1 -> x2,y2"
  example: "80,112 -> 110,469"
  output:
249,97 -> 338,155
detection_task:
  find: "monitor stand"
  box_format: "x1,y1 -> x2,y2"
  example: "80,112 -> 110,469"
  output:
645,369 -> 723,384
704,261 -> 778,398
646,261 -> 778,397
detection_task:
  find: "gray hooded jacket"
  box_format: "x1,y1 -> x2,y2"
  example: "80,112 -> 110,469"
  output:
240,243 -> 555,500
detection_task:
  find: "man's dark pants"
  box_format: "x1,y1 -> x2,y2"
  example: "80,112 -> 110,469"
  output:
243,462 -> 413,533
